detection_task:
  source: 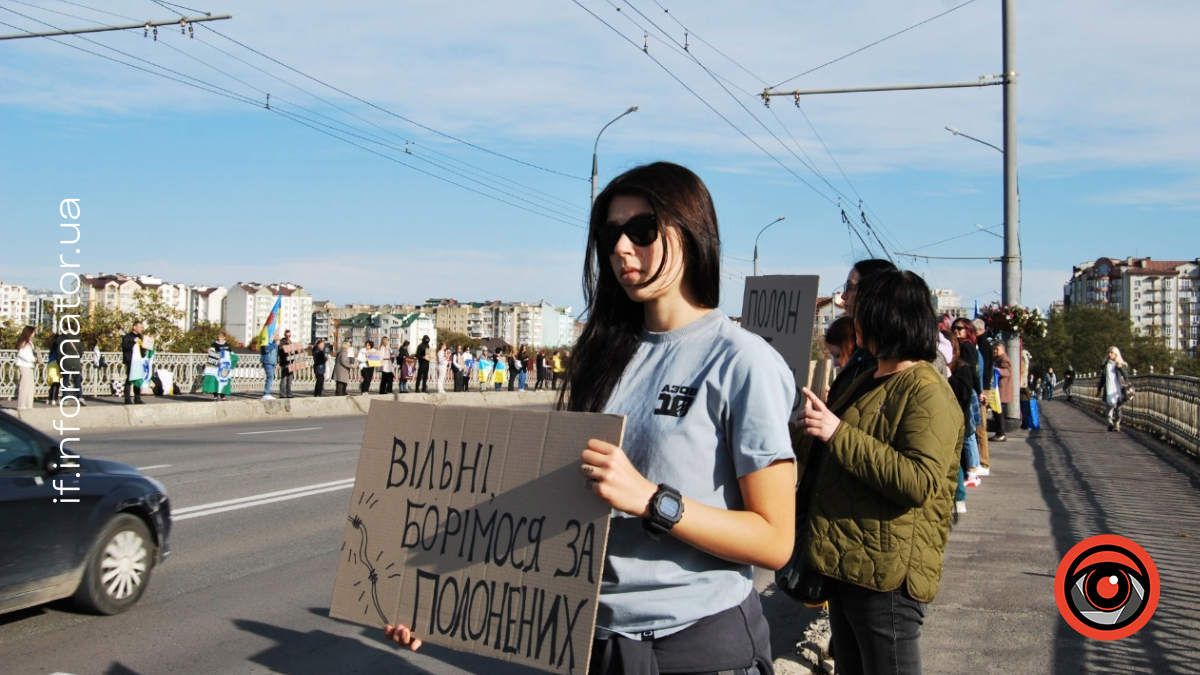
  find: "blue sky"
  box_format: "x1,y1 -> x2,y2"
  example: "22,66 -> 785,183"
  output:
2,0 -> 1197,320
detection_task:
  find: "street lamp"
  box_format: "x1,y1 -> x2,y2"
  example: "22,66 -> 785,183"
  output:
946,122 -> 1021,420
591,106 -> 638,206
945,125 -> 1003,154
753,216 -> 787,276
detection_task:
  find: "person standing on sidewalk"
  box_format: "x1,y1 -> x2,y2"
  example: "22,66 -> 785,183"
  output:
1063,364 -> 1076,401
278,330 -> 294,399
312,339 -> 329,397
395,340 -> 411,393
795,269 -> 961,675
260,336 -> 279,400
435,341 -> 449,394
378,336 -> 395,394
1098,346 -> 1131,432
991,341 -> 1013,442
451,345 -> 465,392
121,320 -> 146,405
414,336 -> 431,393
333,341 -> 353,396
14,325 -> 43,411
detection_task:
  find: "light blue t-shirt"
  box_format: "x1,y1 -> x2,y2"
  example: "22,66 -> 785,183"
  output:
597,309 -> 796,636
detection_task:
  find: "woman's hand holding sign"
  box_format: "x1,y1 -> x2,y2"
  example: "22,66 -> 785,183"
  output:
799,387 -> 841,443
384,624 -> 422,652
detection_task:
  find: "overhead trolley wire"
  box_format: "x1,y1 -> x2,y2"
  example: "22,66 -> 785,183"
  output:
0,6 -> 587,228
198,23 -> 586,182
575,0 -> 839,208
771,0 -> 984,89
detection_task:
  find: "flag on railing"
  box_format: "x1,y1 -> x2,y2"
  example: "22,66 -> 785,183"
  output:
256,295 -> 283,346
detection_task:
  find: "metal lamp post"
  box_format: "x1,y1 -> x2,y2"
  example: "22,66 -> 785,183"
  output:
591,106 -> 638,206
753,216 -> 787,276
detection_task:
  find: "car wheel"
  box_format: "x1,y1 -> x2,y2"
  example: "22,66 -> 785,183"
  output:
74,513 -> 155,615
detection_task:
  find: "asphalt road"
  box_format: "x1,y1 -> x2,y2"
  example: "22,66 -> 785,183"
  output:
0,415 -> 557,675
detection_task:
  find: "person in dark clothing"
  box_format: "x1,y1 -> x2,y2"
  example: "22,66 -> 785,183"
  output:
825,259 -> 898,407
534,350 -> 548,391
121,320 -> 145,404
46,332 -> 65,405
278,330 -> 294,398
312,339 -> 328,397
395,340 -> 411,393
1063,365 -> 1076,401
414,336 -> 431,393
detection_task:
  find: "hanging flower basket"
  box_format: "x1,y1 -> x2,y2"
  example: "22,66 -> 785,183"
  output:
978,303 -> 1047,338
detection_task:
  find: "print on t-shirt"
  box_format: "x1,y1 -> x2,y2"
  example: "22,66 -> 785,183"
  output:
654,384 -> 698,418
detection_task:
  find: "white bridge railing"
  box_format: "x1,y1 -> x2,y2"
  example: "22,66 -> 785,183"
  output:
1,349 -> 552,397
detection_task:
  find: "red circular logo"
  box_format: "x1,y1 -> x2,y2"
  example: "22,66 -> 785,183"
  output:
1054,534 -> 1159,641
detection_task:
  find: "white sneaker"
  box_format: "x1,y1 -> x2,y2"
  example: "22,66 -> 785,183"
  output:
955,500 -> 967,514
976,467 -> 991,476
262,394 -> 275,400
964,476 -> 981,488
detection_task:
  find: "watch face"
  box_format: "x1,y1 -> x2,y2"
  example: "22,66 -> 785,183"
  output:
659,495 -> 681,519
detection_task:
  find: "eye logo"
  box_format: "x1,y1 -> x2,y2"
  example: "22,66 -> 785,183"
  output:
1054,534 -> 1159,641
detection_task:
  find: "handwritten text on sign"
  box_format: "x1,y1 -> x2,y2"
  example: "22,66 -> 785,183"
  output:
330,402 -> 625,675
741,275 -> 819,404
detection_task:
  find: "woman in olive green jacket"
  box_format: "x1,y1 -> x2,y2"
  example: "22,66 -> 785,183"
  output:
796,269 -> 962,675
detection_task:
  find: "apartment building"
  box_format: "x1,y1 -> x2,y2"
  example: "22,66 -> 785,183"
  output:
225,282 -> 313,346
1064,256 -> 1200,352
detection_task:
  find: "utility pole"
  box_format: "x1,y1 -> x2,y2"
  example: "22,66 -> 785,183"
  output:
1001,0 -> 1022,420
762,2 -> 1022,417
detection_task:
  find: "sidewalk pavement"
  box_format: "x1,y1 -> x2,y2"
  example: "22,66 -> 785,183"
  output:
1,388 -> 561,434
772,400 -> 1200,674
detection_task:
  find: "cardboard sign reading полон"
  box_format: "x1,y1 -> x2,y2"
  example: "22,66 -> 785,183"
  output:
741,275 -> 820,410
330,401 -> 624,675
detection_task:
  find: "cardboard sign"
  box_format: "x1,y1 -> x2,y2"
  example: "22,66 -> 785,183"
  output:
330,402 -> 625,675
741,275 -> 820,407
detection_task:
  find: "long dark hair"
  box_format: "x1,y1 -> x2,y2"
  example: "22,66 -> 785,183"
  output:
16,325 -> 35,350
560,162 -> 721,412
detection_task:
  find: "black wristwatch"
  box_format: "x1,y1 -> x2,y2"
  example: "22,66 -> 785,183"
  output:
643,484 -> 685,540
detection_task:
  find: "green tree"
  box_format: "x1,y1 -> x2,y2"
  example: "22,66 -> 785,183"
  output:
440,330 -> 480,352
131,287 -> 184,351
79,303 -> 135,352
173,322 -> 241,354
0,318 -> 25,349
1024,305 -> 1182,377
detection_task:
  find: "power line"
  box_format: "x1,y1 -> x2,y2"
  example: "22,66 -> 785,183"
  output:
198,23 -> 586,182
0,9 -> 587,228
771,0 -> 984,89
576,0 -> 839,207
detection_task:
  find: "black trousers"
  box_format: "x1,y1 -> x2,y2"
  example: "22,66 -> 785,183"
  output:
360,367 -> 375,393
416,360 -> 430,392
452,367 -> 464,392
314,372 -> 326,397
123,363 -> 142,402
379,371 -> 394,394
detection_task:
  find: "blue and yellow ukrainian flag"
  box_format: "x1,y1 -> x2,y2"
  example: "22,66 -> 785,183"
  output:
257,295 -> 283,345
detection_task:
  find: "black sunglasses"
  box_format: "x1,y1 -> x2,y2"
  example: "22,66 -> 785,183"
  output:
596,213 -> 659,253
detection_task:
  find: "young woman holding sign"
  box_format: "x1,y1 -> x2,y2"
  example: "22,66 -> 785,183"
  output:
386,163 -> 796,674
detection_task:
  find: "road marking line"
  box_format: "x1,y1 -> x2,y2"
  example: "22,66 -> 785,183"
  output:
172,484 -> 353,521
172,478 -> 355,515
235,426 -> 323,435
136,464 -> 171,471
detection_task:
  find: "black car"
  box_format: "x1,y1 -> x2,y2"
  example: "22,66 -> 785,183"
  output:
0,412 -> 170,615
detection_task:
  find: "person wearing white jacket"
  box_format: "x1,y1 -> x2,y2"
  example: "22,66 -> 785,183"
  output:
435,342 -> 449,394
14,326 -> 43,410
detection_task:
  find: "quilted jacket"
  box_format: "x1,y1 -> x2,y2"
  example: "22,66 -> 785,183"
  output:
796,361 -> 963,603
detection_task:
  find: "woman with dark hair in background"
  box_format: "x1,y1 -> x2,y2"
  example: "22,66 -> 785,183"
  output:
14,325 -> 43,411
824,315 -> 857,371
826,259 -> 898,406
386,162 -> 797,674
795,269 -> 961,675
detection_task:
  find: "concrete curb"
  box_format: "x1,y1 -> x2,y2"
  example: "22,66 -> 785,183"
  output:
7,390 -> 561,434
